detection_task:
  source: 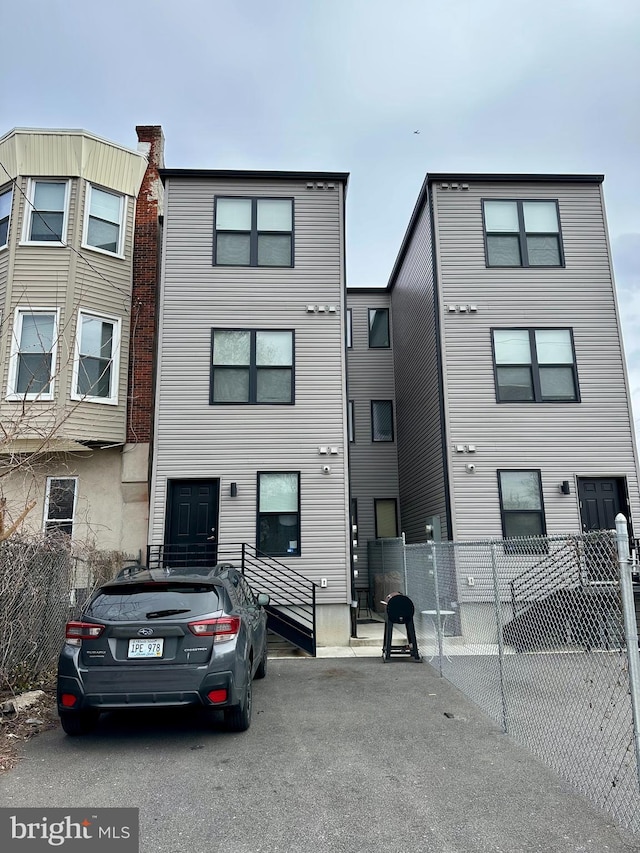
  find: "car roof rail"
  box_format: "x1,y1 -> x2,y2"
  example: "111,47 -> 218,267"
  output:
116,562 -> 147,579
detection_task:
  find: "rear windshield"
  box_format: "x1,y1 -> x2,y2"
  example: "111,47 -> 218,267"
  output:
87,584 -> 222,622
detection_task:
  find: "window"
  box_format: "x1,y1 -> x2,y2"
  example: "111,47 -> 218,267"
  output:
498,470 -> 546,542
483,199 -> 563,267
83,184 -> 125,255
371,400 -> 394,441
24,180 -> 68,243
211,329 -> 294,404
368,308 -> 390,348
7,309 -> 58,399
257,472 -> 300,556
492,328 -> 579,402
214,197 -> 293,267
346,309 -> 352,349
44,477 -> 78,537
0,187 -> 12,248
348,400 -> 355,442
72,311 -> 121,403
375,499 -> 398,538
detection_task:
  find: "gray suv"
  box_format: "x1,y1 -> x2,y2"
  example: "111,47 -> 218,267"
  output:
57,564 -> 269,736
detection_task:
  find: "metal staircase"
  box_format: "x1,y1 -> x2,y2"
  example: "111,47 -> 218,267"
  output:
147,543 -> 317,656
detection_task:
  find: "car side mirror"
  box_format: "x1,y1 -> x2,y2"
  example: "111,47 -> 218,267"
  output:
257,593 -> 270,607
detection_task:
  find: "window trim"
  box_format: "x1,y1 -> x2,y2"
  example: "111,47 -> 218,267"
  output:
71,309 -> 121,405
81,183 -> 127,258
348,400 -> 355,443
43,476 -> 78,538
482,198 -> 565,268
0,186 -> 13,250
22,179 -> 70,245
371,399 -> 394,442
491,327 -> 580,403
256,471 -> 301,557
6,307 -> 60,401
497,469 -> 547,548
210,328 -> 295,405
374,498 -> 399,539
346,308 -> 352,349
213,196 -> 294,268
368,307 -> 391,348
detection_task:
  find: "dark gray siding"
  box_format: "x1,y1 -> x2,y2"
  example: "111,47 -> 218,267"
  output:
390,199 -> 449,542
346,290 -> 399,586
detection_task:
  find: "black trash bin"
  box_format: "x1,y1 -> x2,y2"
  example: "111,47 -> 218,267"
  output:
382,594 -> 421,662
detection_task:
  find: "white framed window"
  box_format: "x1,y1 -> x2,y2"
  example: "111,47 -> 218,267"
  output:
72,311 -> 121,404
0,186 -> 12,248
346,308 -> 352,349
44,477 -> 78,537
82,184 -> 126,256
23,179 -> 69,244
257,472 -> 300,556
7,308 -> 59,400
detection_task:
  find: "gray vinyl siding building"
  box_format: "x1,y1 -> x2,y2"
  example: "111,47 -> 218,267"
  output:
150,170 -> 351,646
0,128 -> 149,556
346,289 -> 399,588
389,174 -> 640,545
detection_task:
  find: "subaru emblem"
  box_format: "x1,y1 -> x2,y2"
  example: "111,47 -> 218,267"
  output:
138,627 -> 154,636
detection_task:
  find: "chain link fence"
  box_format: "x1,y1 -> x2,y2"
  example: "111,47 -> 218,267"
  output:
368,528 -> 640,835
0,535 -> 136,692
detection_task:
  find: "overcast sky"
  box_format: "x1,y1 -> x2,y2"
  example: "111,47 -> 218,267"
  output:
4,0 -> 640,429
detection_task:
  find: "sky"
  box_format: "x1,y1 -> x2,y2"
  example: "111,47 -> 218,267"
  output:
4,0 -> 640,428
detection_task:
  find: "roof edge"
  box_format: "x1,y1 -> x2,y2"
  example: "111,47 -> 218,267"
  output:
426,172 -> 604,184
160,168 -> 349,185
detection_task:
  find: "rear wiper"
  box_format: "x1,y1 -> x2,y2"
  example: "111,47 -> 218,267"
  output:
145,609 -> 191,619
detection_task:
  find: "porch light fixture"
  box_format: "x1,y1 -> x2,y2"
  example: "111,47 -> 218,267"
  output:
230,482 -> 238,497
560,480 -> 571,495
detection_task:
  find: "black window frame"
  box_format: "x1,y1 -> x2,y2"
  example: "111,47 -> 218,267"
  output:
214,196 -> 294,268
368,308 -> 390,348
210,328 -> 295,405
348,400 -> 355,443
491,327 -> 580,403
256,471 -> 301,558
371,400 -> 394,442
497,469 -> 547,553
374,498 -> 399,539
482,198 -> 565,268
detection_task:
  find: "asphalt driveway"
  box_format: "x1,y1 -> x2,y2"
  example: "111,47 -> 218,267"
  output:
0,658 -> 636,852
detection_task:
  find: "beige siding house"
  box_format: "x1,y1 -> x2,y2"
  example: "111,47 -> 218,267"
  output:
389,173 -> 640,545
150,170 -> 351,646
0,128 -> 149,556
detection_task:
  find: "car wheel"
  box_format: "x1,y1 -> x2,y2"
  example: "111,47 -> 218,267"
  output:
59,710 -> 99,736
225,676 -> 252,732
254,646 -> 267,680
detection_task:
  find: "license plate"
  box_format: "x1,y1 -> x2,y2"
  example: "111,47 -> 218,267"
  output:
128,638 -> 164,658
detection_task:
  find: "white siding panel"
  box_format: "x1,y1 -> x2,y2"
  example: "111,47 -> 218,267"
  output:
152,177 -> 350,603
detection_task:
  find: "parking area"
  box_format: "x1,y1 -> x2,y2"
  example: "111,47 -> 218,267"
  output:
0,658 -> 636,852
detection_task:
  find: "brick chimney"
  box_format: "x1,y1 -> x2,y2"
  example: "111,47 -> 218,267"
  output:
128,125 -> 164,444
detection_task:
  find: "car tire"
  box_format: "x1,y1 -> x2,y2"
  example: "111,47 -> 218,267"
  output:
225,676 -> 252,732
59,710 -> 99,736
254,646 -> 267,680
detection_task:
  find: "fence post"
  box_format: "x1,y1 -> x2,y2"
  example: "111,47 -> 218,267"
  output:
402,532 -> 408,595
430,541 -> 443,676
490,544 -> 509,734
615,513 -> 640,792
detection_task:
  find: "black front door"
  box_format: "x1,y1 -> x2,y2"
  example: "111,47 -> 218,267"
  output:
577,477 -> 628,582
577,477 -> 627,532
165,479 -> 219,567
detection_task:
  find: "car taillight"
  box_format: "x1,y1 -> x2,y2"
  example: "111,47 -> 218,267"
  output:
188,616 -> 241,643
65,622 -> 104,646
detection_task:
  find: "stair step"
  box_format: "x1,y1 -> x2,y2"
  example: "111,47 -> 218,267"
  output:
267,631 -> 311,658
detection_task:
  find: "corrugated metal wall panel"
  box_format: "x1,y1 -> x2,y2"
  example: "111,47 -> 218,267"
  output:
151,177 -> 350,603
391,199 -> 450,542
